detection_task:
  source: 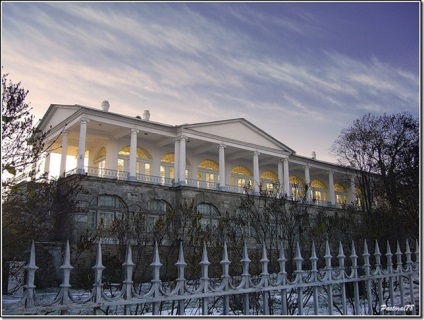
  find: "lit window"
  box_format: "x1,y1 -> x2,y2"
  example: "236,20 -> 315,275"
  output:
118,146 -> 152,175
161,153 -> 189,182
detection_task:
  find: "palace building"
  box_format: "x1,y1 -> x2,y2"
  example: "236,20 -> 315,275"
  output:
36,100 -> 359,239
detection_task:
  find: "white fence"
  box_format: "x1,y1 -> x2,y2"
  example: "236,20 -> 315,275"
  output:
2,238 -> 419,316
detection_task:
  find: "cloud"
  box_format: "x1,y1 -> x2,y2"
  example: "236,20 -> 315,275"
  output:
2,2 -> 418,162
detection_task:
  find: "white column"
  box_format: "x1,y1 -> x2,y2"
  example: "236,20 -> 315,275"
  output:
77,118 -> 89,174
218,143 -> 226,190
328,170 -> 335,205
173,138 -> 180,184
304,165 -> 311,201
283,157 -> 290,197
349,175 -> 356,205
60,130 -> 69,177
179,136 -> 187,184
105,140 -> 118,172
129,128 -> 139,180
253,151 -> 260,193
277,159 -> 283,192
43,142 -> 51,179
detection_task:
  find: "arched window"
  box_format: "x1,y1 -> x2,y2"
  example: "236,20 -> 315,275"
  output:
118,146 -> 152,176
235,207 -> 257,239
88,194 -> 128,229
198,159 -> 219,187
196,203 -> 220,231
146,199 -> 173,232
311,179 -> 326,203
94,147 -> 107,173
94,147 -> 106,163
160,153 -> 191,183
334,183 -> 347,205
231,165 -> 253,190
290,176 -> 305,200
260,170 -> 278,191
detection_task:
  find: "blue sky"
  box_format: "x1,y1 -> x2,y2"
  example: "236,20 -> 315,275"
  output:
1,1 -> 420,163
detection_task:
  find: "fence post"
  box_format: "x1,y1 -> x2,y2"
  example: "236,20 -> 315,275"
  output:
405,239 -> 416,315
324,241 -> 333,315
294,242 -> 303,315
220,242 -> 231,315
59,240 -> 73,314
337,242 -> 347,315
200,242 -> 210,315
350,241 -> 361,315
260,244 -> 270,315
174,241 -> 187,315
278,241 -> 287,315
374,240 -> 384,314
363,240 -> 373,315
239,243 -> 251,315
310,242 -> 319,315
92,240 -> 105,315
395,241 -> 406,314
150,241 -> 162,315
386,241 -> 395,313
122,243 -> 134,315
23,241 -> 38,308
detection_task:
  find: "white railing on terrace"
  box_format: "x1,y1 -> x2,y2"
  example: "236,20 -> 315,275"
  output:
65,168 -> 359,210
136,173 -> 173,187
3,238 -> 419,316
186,179 -> 218,190
85,167 -> 129,180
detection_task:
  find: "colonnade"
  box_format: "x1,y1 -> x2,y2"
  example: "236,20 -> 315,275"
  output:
51,117 -> 356,205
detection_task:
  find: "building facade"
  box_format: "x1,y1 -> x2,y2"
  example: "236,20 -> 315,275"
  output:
37,101 -> 359,238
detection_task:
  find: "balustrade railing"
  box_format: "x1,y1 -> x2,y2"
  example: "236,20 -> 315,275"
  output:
136,173 -> 173,186
64,168 -> 360,210
3,238 -> 419,316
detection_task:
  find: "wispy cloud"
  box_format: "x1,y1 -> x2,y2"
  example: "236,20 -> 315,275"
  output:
2,2 -> 418,161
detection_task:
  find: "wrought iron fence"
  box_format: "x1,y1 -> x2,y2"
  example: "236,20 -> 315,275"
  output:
3,238 -> 419,316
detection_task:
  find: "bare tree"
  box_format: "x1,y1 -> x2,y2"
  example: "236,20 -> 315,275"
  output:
1,70 -> 56,187
331,112 -> 419,241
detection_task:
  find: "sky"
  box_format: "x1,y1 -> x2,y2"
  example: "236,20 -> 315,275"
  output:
1,1 -> 420,164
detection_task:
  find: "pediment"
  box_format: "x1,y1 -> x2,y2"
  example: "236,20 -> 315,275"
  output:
38,104 -> 80,132
183,119 -> 294,153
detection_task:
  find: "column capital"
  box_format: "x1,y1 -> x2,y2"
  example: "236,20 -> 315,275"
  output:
303,164 -> 310,169
130,128 -> 139,134
80,117 -> 90,125
178,135 -> 188,141
252,151 -> 260,157
282,158 -> 289,164
218,143 -> 226,149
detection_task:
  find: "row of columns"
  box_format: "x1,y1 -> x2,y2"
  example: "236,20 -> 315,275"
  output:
56,117 -> 356,204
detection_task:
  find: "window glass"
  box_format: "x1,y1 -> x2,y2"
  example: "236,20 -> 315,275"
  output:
98,195 -> 115,207
145,163 -> 151,175
88,210 -> 97,229
99,211 -> 114,228
148,200 -> 168,212
88,195 -> 127,229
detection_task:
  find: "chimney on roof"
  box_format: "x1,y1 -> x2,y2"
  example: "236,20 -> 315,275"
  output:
101,100 -> 110,112
143,110 -> 150,121
312,151 -> 316,159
